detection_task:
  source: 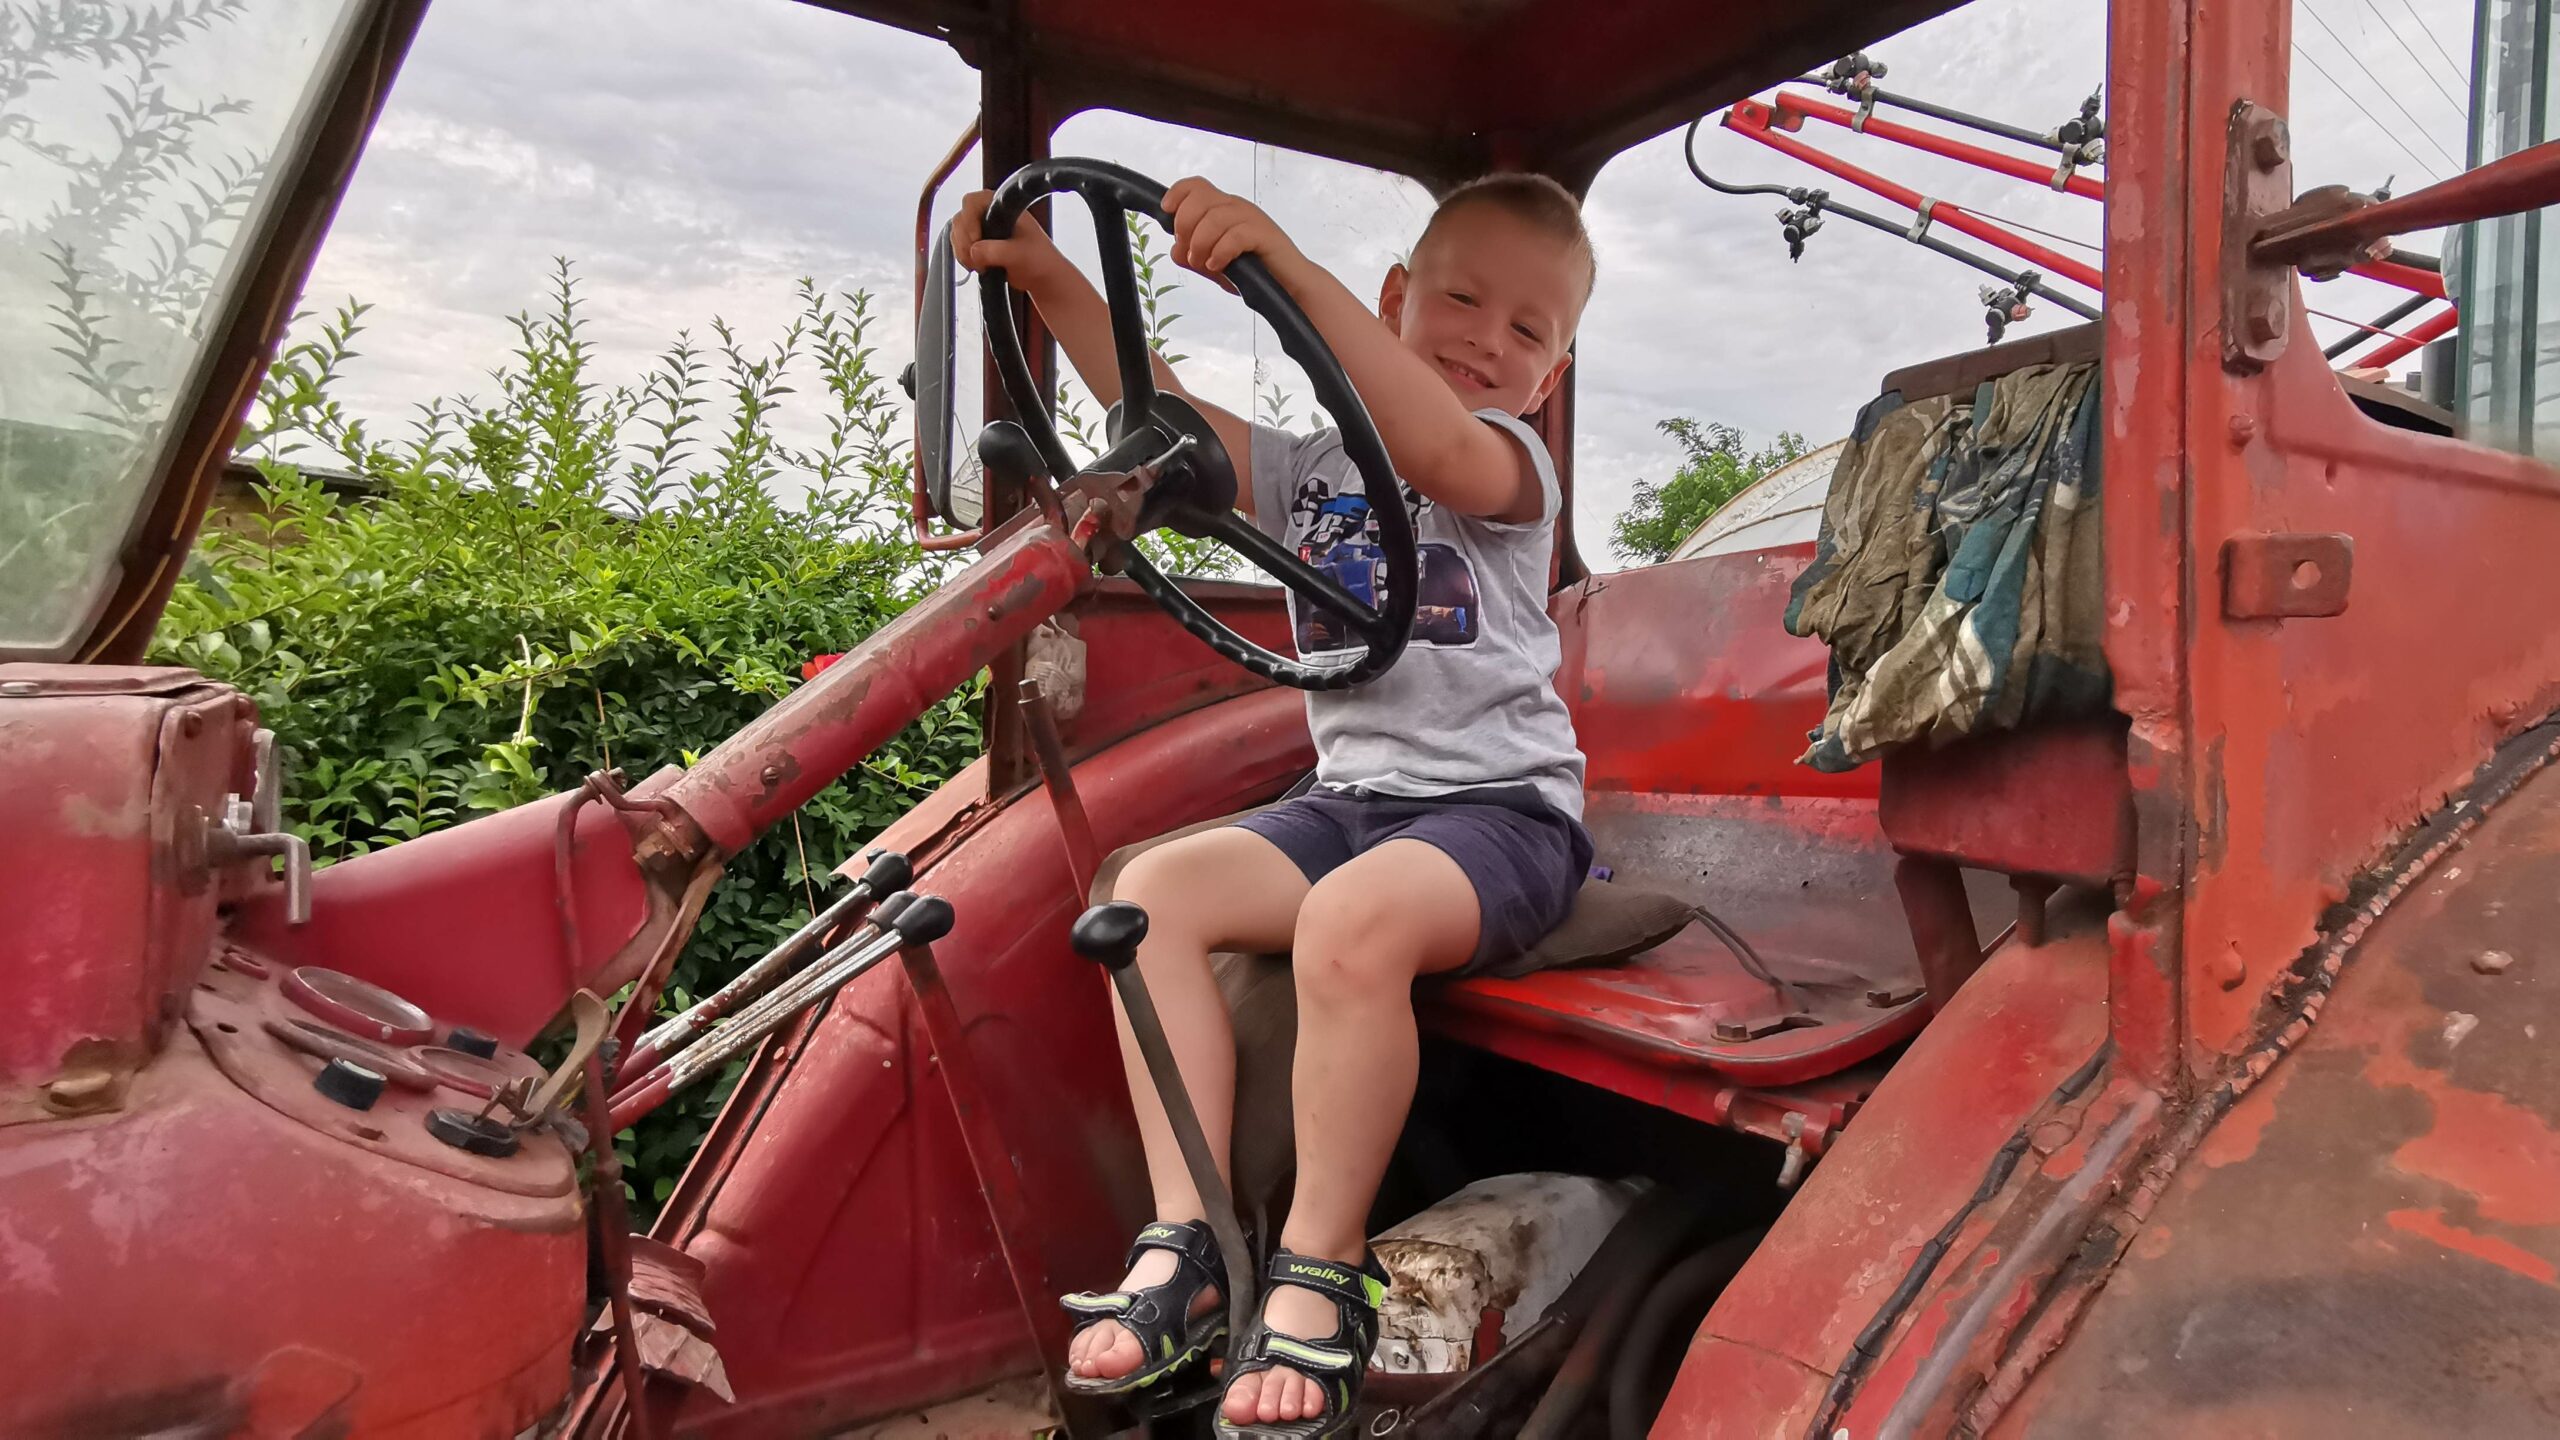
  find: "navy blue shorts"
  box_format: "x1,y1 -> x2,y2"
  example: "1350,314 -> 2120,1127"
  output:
1235,785 -> 1593,974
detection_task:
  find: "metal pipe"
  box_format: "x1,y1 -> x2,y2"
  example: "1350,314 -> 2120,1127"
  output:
1773,89 -> 2105,200
623,850 -> 909,1075
2322,292 -> 2433,359
607,921 -> 909,1130
2255,140 -> 2560,267
1681,118 -> 2100,322
2345,303 -> 2458,370
1803,77 -> 2065,153
1725,101 -> 2104,291
657,510 -> 1091,859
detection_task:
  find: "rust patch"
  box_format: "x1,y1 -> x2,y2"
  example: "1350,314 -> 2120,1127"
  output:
2387,1207 -> 2559,1287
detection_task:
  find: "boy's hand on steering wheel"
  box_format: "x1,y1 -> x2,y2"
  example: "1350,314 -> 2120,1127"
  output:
1164,177 -> 1300,294
951,190 -> 1069,290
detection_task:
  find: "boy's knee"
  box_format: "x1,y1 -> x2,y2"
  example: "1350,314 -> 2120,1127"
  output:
1292,885 -> 1419,1000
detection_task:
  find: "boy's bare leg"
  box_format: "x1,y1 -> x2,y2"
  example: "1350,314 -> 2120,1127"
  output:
1068,827 -> 1310,1382
1227,839 -> 1480,1427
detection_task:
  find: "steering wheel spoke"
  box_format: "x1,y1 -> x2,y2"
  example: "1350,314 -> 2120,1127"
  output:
1085,201 -> 1161,431
1199,511 -> 1386,633
978,157 -> 1416,689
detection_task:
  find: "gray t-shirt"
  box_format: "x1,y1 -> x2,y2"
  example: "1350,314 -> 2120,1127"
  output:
1249,410 -> 1587,820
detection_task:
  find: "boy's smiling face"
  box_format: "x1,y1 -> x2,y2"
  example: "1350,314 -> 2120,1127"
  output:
1380,201 -> 1588,418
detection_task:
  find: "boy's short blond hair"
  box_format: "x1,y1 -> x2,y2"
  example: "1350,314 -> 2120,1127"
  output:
1414,171 -> 1597,297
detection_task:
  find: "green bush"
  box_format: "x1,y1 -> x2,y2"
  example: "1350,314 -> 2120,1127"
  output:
1610,417 -> 1811,565
155,263 -> 981,1217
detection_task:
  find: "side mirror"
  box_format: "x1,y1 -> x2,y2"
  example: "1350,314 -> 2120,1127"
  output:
915,224 -> 983,529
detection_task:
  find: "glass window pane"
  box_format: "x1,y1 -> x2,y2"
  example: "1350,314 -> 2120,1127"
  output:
0,0 -> 366,653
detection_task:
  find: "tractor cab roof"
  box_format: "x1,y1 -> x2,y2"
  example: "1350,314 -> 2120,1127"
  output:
827,0 -> 1967,186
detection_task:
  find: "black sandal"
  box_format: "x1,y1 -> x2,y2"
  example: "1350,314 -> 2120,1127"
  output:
1213,1248 -> 1390,1439
1058,1219 -> 1230,1395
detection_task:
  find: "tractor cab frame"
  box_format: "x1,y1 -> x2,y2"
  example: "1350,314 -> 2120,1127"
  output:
6,0 -> 2560,1435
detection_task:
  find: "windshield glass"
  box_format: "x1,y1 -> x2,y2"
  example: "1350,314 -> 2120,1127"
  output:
1,0 -> 366,655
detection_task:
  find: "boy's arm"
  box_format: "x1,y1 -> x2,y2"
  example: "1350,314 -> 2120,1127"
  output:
1164,178 -> 1544,524
951,192 -> 1260,517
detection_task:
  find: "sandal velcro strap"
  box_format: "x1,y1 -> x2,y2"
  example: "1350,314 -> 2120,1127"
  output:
1265,1250 -> 1388,1314
1057,1219 -> 1231,1397
1129,1218 -> 1223,1272
1214,1250 -> 1391,1439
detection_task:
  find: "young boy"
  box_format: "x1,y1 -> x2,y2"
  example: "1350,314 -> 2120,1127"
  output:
951,170 -> 1593,1437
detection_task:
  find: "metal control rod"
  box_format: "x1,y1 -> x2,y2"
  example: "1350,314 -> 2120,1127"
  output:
607,892 -> 951,1130
1071,901 -> 1257,1349
624,849 -> 911,1075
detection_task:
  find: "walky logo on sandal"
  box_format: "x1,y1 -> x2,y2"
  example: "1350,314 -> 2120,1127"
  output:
1283,1260 -> 1355,1285
1140,1225 -> 1184,1241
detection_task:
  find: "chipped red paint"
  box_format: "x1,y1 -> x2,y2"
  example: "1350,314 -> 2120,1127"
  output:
1557,547 -> 1876,801
1998,749 -> 2560,1435
664,515 -> 1093,859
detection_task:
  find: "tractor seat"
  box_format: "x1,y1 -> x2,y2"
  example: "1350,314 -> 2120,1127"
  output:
1091,799 -> 1941,1206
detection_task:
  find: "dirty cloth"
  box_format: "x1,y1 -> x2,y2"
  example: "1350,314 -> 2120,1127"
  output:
1783,361 -> 2107,772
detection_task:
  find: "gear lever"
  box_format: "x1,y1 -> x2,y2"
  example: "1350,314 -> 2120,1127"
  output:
1071,901 -> 1256,1352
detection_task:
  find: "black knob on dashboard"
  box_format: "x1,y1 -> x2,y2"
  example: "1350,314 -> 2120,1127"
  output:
314,1058 -> 386,1111
445,1025 -> 499,1060
1070,902 -> 1149,971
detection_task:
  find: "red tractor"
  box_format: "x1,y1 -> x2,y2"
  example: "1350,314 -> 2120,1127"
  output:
7,0 -> 2560,1435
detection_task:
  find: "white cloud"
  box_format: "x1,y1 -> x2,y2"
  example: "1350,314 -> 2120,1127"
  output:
296,0 -> 2473,557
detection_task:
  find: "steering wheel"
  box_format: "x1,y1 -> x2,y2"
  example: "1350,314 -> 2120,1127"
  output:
979,158 -> 1417,691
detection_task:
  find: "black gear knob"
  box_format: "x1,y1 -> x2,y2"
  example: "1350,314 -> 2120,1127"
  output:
977,420 -> 1048,490
889,894 -> 956,945
1071,902 -> 1149,971
858,848 -> 913,896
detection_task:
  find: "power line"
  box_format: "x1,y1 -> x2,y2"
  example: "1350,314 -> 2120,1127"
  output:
2293,40 -> 2449,181
2299,1 -> 2466,173
2357,0 -> 2473,126
2392,0 -> 2474,97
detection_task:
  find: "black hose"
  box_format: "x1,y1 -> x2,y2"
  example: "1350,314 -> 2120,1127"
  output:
1604,1231 -> 1767,1440
1514,1188 -> 1716,1440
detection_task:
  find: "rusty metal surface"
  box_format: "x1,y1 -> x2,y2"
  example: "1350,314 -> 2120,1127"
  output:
662,513 -> 1092,860
2220,531 -> 2353,619
0,1031 -> 583,1438
2002,755 -> 2560,1436
1878,720 -> 2133,887
0,667 -> 252,1117
1653,915 -> 2111,1434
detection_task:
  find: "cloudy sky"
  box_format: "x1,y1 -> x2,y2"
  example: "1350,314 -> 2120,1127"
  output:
296,0 -> 2478,564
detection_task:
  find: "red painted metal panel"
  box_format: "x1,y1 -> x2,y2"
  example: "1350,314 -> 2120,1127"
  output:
228,780 -> 659,1048
1556,546 -> 1877,800
0,667 -> 251,1105
0,1035 -> 584,1438
1654,920 -> 2109,1427
661,688 -> 1313,1435
2000,754 -> 2560,1435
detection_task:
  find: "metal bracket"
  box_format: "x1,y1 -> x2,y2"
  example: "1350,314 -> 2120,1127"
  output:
2221,101 -> 2297,373
1907,196 -> 1938,242
2222,532 -> 2354,618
